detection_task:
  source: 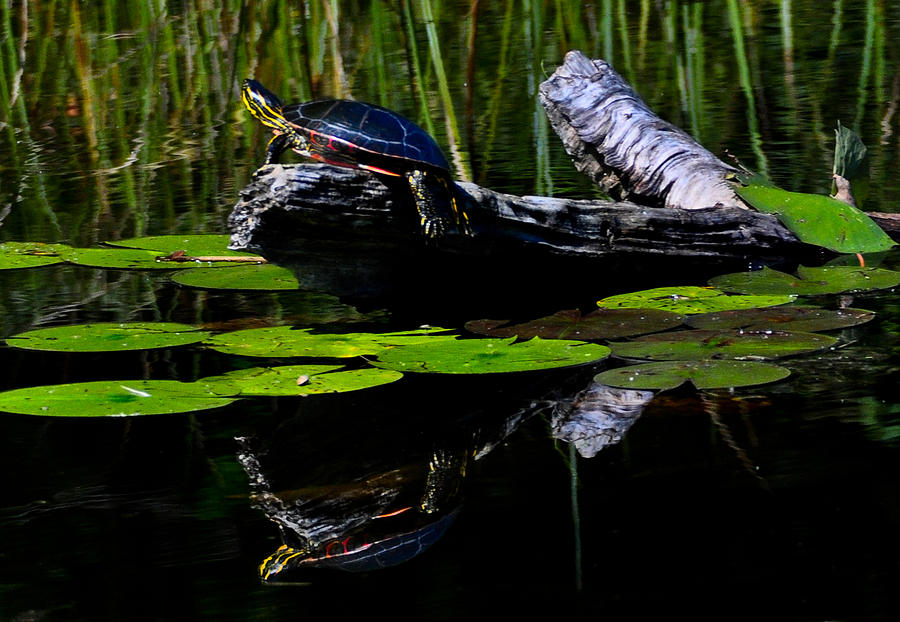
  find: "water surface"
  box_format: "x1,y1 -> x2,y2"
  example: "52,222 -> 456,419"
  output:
1,2 -> 900,620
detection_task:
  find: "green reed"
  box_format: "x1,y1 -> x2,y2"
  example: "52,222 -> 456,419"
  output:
0,0 -> 897,247
727,0 -> 769,177
524,0 -> 552,196
615,0 -> 634,81
419,0 -> 471,181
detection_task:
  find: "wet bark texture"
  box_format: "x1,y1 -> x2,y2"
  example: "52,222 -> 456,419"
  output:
228,164 -> 799,260
538,51 -> 743,210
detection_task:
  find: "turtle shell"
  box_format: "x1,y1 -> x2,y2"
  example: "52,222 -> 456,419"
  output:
302,508 -> 459,572
282,100 -> 451,173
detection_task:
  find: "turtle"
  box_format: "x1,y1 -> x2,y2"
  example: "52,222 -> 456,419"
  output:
259,508 -> 460,577
241,79 -> 471,238
238,444 -> 469,580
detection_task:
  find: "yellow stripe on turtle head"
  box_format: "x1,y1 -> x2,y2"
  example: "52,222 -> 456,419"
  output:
241,79 -> 292,133
259,544 -> 309,580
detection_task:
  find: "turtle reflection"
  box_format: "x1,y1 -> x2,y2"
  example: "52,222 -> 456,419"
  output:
237,406 -> 528,580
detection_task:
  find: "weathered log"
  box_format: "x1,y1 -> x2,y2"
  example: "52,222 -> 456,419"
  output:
227,164 -> 801,261
538,50 -> 742,210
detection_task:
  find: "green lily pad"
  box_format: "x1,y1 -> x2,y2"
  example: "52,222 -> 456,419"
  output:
465,308 -> 683,340
59,246 -> 182,270
710,265 -> 900,296
0,242 -> 70,270
597,286 -> 794,314
107,234 -> 261,258
172,264 -> 300,290
0,380 -> 238,417
204,365 -> 403,396
685,306 -> 875,332
594,360 -> 791,390
609,329 -> 837,361
5,322 -> 211,352
735,184 -> 895,254
370,336 -> 610,374
204,326 -> 455,358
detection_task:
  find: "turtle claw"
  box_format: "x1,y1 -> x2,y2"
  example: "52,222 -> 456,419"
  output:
421,215 -> 446,239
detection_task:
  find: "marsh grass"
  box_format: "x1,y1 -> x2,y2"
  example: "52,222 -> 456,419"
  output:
0,1 -> 897,245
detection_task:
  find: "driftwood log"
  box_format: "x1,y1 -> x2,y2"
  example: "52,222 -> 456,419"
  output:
539,51 -> 743,210
228,164 -> 799,260
228,51 -> 898,267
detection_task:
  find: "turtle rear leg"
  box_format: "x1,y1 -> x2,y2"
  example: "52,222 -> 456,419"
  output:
436,175 -> 472,236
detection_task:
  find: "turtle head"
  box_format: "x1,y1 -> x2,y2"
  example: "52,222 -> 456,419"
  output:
258,543 -> 312,582
241,79 -> 290,132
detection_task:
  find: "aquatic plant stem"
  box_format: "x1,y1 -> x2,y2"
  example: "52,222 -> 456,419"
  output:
569,443 -> 583,592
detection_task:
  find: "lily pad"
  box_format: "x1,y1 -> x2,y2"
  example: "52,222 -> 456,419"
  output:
172,264 -> 300,290
597,286 -> 794,314
204,365 -> 403,396
735,184 -> 895,254
59,246 -> 182,270
5,322 -> 212,352
204,326 -> 455,358
0,380 -> 238,417
465,308 -> 683,340
685,306 -> 875,332
107,234 -> 262,258
710,265 -> 900,296
0,242 -> 70,270
370,336 -> 610,374
609,329 -> 837,361
594,360 -> 791,390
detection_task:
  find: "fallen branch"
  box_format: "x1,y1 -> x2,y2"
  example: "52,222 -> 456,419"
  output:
538,50 -> 743,210
227,164 -> 800,260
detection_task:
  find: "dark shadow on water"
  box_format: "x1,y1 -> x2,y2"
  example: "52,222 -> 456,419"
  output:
262,237 -> 819,325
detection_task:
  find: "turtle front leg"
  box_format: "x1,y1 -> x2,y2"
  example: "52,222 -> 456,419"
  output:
407,170 -> 446,238
419,448 -> 467,514
264,132 -> 289,165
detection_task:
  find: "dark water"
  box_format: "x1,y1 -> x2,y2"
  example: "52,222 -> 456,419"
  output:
2,2 -> 900,620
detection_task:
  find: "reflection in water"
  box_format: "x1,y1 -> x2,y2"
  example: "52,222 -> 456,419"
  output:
237,405 -> 530,580
551,382 -> 654,458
